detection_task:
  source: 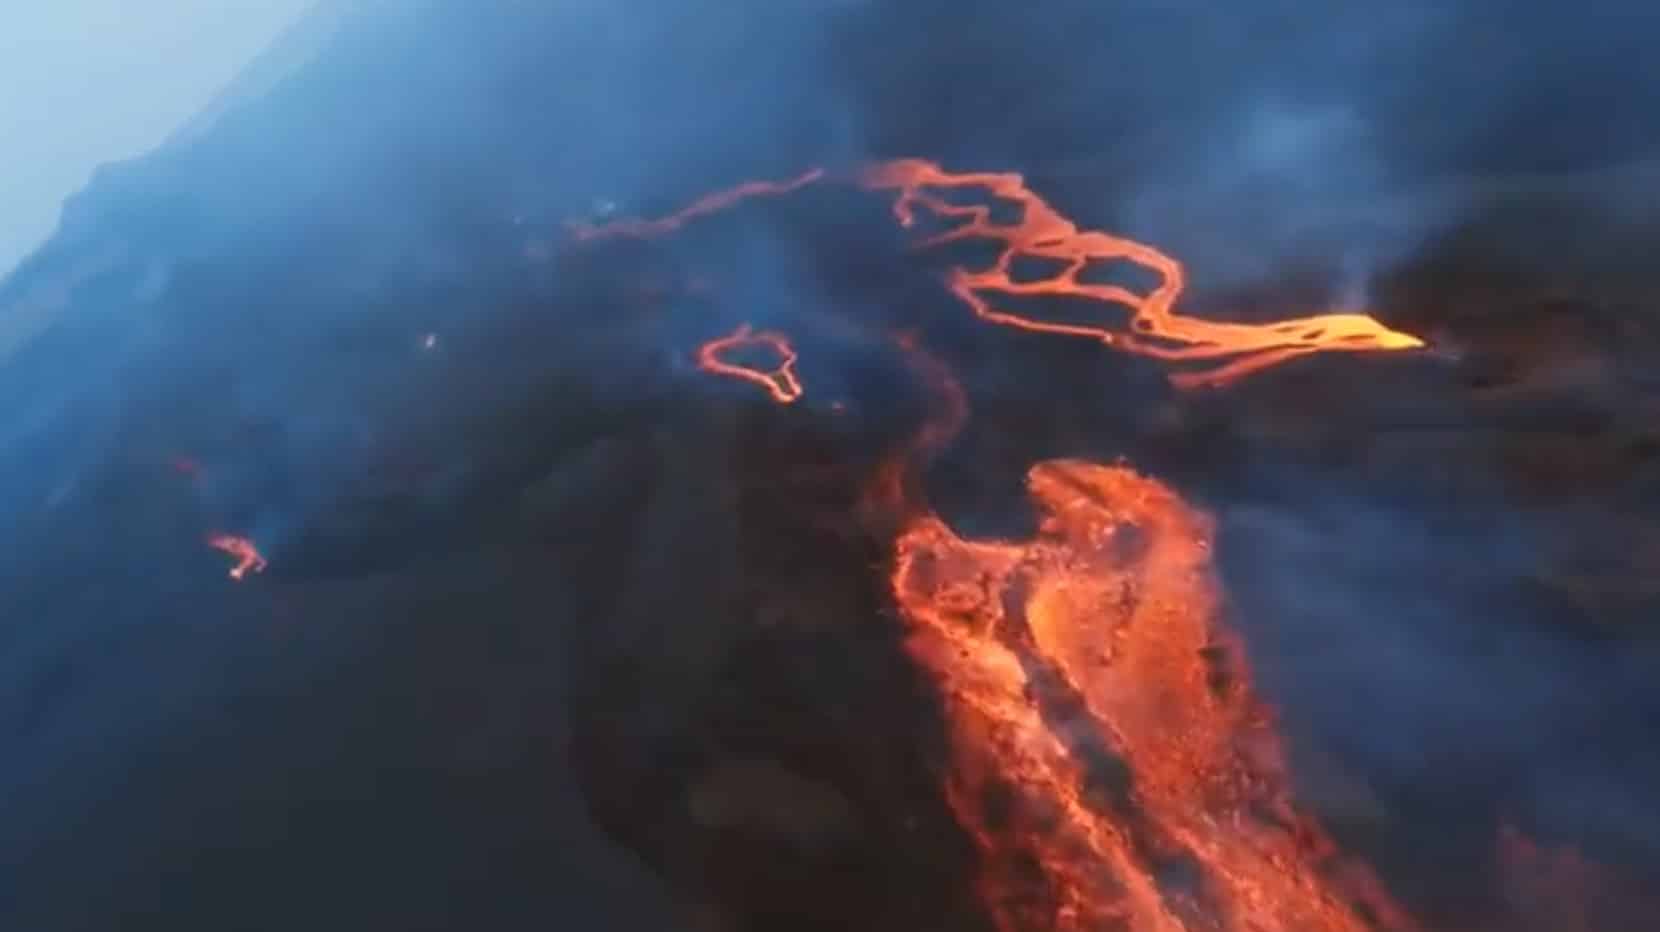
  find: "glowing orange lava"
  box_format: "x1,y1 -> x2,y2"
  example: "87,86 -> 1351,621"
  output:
571,161 -> 1421,388
573,159 -> 1433,929
860,159 -> 1423,389
208,533 -> 267,581
567,168 -> 825,242
695,324 -> 804,404
888,460 -> 1415,932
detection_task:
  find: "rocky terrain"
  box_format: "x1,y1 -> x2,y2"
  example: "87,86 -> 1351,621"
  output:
2,2 -> 1658,929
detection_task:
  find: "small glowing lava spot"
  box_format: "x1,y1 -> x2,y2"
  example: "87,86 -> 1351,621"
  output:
208,534 -> 267,581
695,324 -> 804,404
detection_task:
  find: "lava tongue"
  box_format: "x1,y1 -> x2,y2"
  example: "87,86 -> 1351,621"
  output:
890,462 -> 1415,932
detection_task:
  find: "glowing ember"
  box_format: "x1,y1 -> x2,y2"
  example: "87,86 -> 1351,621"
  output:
860,159 -> 1423,389
888,460 -> 1415,931
208,534 -> 267,581
695,324 -> 804,404
567,168 -> 825,242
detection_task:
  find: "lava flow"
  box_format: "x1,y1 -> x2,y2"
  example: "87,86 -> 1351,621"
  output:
573,161 -> 1429,929
570,161 -> 1422,389
695,324 -> 804,404
860,160 -> 1423,389
208,533 -> 267,581
567,168 -> 825,242
888,459 -> 1414,932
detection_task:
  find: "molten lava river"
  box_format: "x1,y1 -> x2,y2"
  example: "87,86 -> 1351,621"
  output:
891,463 -> 1411,931
584,160 -> 1429,929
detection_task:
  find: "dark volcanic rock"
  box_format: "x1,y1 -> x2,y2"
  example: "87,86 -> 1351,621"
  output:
5,2 -> 1660,931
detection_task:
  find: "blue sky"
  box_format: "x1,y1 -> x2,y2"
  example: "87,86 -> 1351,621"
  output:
0,1 -> 314,279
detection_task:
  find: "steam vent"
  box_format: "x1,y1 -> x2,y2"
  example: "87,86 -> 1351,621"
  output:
4,2 -> 1660,930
